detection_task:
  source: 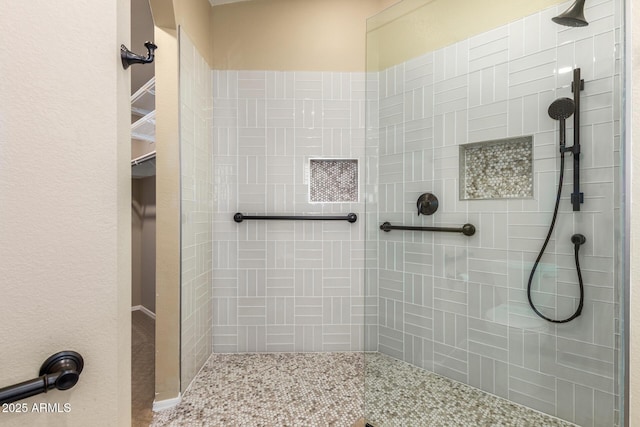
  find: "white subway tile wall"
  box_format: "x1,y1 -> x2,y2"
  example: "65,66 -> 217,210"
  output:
212,70 -> 366,352
180,30 -> 213,391
369,0 -> 621,425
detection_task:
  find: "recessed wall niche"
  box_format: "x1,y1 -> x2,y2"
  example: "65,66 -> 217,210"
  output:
309,159 -> 358,203
460,136 -> 533,200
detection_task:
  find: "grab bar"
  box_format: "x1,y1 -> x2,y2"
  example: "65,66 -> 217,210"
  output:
234,213 -> 357,223
380,221 -> 476,236
0,351 -> 84,404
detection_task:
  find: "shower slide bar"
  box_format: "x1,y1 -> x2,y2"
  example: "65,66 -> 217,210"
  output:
234,212 -> 358,223
380,221 -> 476,236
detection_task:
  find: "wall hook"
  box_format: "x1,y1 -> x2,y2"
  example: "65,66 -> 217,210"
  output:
121,41 -> 158,69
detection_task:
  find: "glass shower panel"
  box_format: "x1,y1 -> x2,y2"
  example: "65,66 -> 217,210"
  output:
364,1 -> 625,426
179,27 -> 214,392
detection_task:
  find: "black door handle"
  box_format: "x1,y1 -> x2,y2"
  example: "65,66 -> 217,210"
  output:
0,351 -> 84,404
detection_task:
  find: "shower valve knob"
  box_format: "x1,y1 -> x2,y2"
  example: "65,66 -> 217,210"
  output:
417,193 -> 438,216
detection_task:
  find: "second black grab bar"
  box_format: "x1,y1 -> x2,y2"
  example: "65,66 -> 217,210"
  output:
380,222 -> 476,236
234,213 -> 357,223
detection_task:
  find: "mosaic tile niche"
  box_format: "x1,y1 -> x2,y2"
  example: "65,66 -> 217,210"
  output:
309,159 -> 358,203
460,136 -> 533,200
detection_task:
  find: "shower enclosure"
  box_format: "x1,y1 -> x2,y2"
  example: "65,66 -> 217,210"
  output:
364,0 -> 626,425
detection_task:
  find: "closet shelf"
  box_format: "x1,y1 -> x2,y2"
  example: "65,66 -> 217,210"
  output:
131,150 -> 156,166
131,76 -> 156,143
132,110 -> 156,142
131,76 -> 155,175
131,76 -> 155,118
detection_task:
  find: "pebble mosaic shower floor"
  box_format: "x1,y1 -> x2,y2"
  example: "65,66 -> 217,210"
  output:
151,353 -> 364,427
151,352 -> 575,427
365,353 -> 575,427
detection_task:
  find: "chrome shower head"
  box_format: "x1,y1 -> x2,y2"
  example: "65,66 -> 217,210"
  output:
548,97 -> 575,121
552,0 -> 588,27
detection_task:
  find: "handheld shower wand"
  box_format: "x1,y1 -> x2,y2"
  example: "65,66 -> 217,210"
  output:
547,97 -> 574,149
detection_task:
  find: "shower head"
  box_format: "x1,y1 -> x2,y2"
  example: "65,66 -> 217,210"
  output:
552,0 -> 588,27
549,97 -> 575,148
548,97 -> 575,121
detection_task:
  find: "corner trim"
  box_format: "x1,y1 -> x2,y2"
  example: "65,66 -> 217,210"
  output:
152,393 -> 182,412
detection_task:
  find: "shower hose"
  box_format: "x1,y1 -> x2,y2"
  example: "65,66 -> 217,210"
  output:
526,152 -> 585,323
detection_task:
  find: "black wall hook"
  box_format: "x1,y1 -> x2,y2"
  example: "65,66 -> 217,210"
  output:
121,41 -> 158,69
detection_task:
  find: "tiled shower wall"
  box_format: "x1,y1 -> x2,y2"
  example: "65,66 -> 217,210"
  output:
180,29 -> 213,391
369,0 -> 621,425
211,70 -> 366,352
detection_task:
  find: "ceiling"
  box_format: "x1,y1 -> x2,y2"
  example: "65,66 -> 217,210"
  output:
209,0 -> 254,6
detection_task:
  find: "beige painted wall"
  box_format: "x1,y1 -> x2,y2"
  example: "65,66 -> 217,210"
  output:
132,139 -> 152,159
209,0 -> 567,72
174,0 -> 214,67
367,0 -> 565,70
210,0 -> 397,71
0,1 -> 131,426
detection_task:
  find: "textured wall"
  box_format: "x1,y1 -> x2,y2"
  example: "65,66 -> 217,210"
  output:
211,70 -> 366,352
0,1 -> 131,426
369,0 -> 622,425
180,29 -> 213,391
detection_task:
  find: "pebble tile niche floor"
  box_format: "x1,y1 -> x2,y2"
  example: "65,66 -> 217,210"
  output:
310,159 -> 359,203
151,352 -> 575,426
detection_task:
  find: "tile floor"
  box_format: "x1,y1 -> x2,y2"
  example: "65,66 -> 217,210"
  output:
151,352 -> 363,426
151,352 -> 575,427
365,353 -> 575,427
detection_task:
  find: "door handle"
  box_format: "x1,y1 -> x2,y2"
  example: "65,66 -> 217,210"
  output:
0,351 -> 83,404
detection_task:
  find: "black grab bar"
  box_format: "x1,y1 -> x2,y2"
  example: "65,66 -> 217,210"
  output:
234,213 -> 357,223
0,351 -> 84,404
380,222 -> 476,236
